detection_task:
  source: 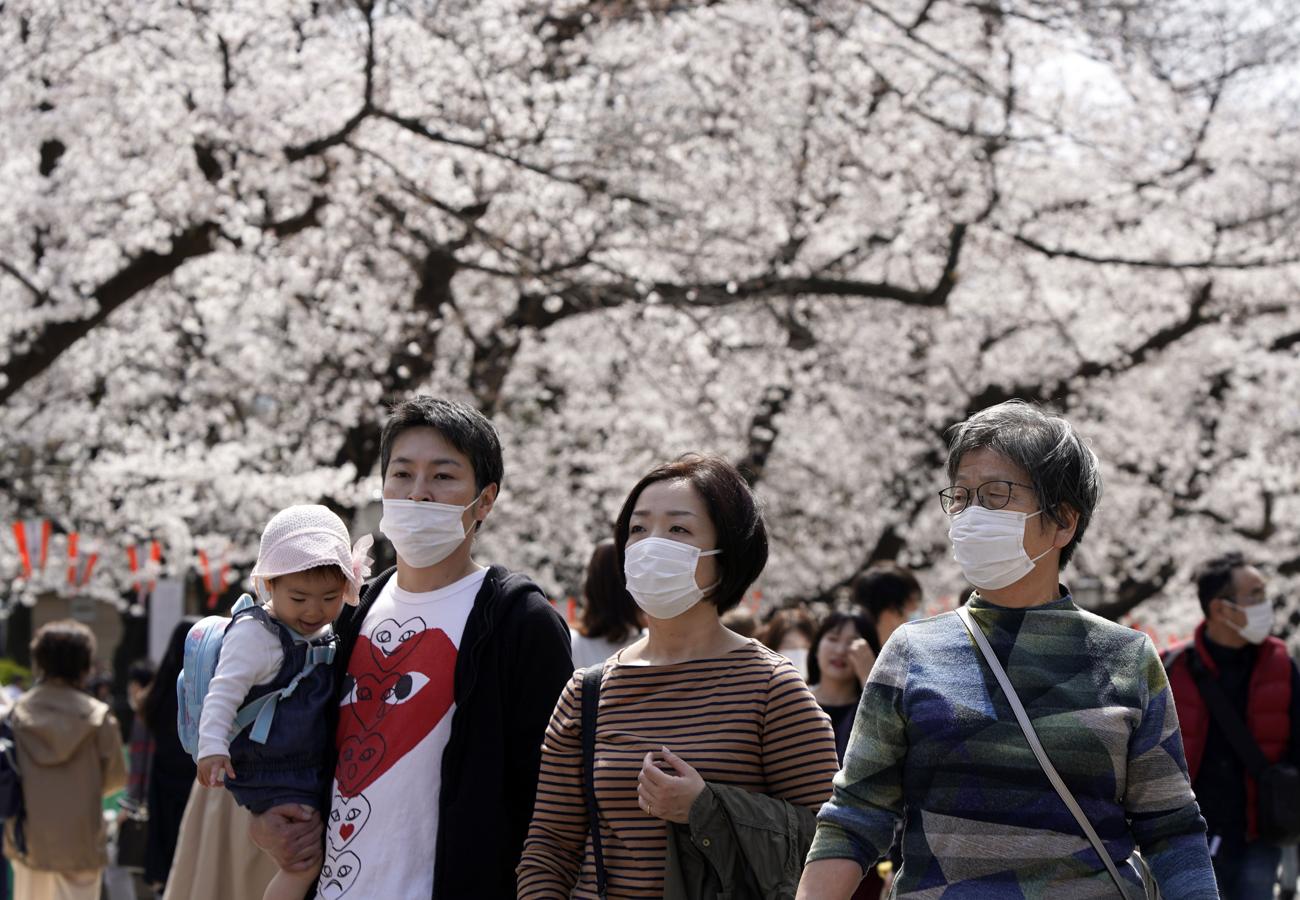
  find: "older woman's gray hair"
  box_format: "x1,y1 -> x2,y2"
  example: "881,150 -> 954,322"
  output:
945,399 -> 1102,568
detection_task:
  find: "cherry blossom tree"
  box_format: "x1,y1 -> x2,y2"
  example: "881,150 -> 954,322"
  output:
2,0 -> 1298,643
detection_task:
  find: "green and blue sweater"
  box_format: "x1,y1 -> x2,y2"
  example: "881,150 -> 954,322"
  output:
808,594 -> 1218,898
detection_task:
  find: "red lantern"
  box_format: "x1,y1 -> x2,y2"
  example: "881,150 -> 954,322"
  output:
11,519 -> 51,579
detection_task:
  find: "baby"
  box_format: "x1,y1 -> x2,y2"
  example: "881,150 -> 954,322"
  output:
196,505 -> 370,900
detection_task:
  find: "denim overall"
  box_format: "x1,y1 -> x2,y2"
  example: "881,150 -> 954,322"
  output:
224,605 -> 337,814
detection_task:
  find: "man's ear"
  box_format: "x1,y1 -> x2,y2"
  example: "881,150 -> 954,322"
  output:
1210,596 -> 1241,626
475,483 -> 500,524
1051,505 -> 1080,549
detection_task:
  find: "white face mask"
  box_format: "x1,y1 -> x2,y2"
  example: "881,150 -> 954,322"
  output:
781,648 -> 810,681
948,505 -> 1052,591
379,494 -> 482,568
623,537 -> 721,620
1228,601 -> 1273,645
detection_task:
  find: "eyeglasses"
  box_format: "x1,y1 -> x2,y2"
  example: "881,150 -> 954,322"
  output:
938,481 -> 1036,515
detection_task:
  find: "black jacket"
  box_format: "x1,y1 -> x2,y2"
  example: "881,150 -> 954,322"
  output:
323,564 -> 573,899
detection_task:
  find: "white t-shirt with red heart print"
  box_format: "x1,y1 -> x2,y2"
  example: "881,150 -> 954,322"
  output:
317,567 -> 485,900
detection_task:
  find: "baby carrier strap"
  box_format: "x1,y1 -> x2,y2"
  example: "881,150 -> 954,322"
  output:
231,604 -> 297,659
229,607 -> 338,746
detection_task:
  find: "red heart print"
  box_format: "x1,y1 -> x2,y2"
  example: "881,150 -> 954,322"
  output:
349,672 -> 400,731
336,732 -> 386,797
327,790 -> 370,853
335,627 -> 456,797
368,616 -> 427,672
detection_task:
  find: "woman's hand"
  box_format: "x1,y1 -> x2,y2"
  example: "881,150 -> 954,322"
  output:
848,638 -> 876,684
196,754 -> 236,787
638,746 -> 705,824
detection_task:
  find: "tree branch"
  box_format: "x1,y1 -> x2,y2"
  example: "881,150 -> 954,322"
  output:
512,223 -> 967,330
736,383 -> 793,485
283,0 -> 375,162
333,243 -> 459,475
964,280 -> 1218,414
267,194 -> 329,238
0,223 -> 221,406
0,260 -> 49,304
1091,559 -> 1179,622
1009,232 -> 1299,270
1271,329 -> 1300,352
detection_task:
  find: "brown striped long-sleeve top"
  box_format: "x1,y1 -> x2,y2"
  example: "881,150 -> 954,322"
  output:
517,640 -> 841,898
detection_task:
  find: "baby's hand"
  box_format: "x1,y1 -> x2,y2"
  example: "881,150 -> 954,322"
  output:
197,755 -> 236,787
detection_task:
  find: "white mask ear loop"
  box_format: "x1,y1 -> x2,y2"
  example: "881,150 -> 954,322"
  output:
1028,546 -> 1054,565
465,490 -> 484,534
700,548 -> 722,595
1024,510 -> 1054,566
1029,509 -> 1060,567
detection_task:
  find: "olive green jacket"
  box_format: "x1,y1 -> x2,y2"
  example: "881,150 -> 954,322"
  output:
663,782 -> 820,900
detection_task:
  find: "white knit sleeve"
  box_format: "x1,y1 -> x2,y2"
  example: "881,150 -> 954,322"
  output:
196,617 -> 285,760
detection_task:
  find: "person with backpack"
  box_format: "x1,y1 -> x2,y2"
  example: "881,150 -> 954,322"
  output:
4,619 -> 127,900
250,396 -> 574,900
188,504 -> 367,900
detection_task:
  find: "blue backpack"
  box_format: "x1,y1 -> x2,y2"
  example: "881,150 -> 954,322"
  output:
176,594 -> 335,760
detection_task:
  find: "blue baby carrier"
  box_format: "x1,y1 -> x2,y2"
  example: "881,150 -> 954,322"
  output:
176,593 -> 336,759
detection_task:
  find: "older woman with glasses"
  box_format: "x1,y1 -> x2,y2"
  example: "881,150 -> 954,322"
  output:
797,400 -> 1218,899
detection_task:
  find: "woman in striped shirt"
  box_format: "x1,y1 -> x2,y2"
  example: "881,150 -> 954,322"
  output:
518,454 -> 840,898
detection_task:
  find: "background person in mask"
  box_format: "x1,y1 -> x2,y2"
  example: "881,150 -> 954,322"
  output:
250,396 -> 573,900
1162,552 -> 1300,899
757,607 -> 817,680
518,454 -> 840,898
799,399 -> 1218,900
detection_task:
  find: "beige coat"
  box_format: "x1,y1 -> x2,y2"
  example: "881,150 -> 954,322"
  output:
4,682 -> 127,872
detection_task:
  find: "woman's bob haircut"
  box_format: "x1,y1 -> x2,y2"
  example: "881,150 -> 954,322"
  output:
614,454 -> 768,615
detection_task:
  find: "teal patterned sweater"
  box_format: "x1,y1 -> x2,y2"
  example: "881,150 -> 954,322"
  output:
808,594 -> 1218,898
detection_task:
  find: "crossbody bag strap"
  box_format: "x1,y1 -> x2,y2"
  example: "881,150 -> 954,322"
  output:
1186,652 -> 1271,779
956,606 -> 1136,900
582,664 -> 609,899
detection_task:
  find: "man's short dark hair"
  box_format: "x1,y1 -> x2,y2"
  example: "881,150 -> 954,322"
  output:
614,454 -> 768,615
31,619 -> 96,683
1195,551 -> 1249,617
852,562 -> 921,623
945,399 -> 1102,569
379,396 -> 504,492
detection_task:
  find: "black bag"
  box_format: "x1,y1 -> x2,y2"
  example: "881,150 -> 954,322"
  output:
581,665 -> 608,899
0,718 -> 21,820
115,803 -> 149,871
1188,652 -> 1300,845
0,716 -> 26,853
